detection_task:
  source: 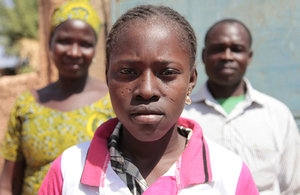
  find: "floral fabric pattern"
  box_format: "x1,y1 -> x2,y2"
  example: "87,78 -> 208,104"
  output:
0,91 -> 115,195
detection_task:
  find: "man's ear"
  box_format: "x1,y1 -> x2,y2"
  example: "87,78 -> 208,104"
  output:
247,50 -> 253,66
202,48 -> 206,64
188,66 -> 198,93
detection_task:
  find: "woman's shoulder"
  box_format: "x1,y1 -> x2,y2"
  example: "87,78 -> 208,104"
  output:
15,90 -> 36,105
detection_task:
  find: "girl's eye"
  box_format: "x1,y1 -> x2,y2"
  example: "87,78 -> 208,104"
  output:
161,69 -> 179,75
119,69 -> 136,74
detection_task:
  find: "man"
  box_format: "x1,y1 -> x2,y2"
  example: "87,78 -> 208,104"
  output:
182,19 -> 300,194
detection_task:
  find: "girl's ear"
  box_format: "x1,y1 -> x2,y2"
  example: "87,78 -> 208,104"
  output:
188,66 -> 198,93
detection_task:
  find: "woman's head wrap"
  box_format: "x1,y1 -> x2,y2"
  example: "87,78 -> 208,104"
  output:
51,0 -> 101,36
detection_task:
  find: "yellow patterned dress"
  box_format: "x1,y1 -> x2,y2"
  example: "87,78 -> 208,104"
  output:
0,91 -> 116,195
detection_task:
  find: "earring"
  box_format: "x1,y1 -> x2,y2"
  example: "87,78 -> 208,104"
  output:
185,92 -> 192,105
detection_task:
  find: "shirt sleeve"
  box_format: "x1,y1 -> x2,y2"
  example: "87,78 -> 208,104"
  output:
278,113 -> 300,195
38,155 -> 63,195
0,97 -> 24,161
235,162 -> 259,195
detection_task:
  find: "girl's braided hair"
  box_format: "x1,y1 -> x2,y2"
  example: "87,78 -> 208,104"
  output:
105,5 -> 197,68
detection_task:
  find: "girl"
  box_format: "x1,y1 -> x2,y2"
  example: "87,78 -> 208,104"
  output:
39,5 -> 258,195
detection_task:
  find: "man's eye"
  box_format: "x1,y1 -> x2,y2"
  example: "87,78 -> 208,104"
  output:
231,46 -> 244,53
210,47 -> 225,53
120,69 -> 135,74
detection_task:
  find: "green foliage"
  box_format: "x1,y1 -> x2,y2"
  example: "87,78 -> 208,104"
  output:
0,0 -> 38,55
17,65 -> 35,74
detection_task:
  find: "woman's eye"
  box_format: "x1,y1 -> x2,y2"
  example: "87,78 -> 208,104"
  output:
119,69 -> 135,74
81,42 -> 94,48
57,40 -> 70,45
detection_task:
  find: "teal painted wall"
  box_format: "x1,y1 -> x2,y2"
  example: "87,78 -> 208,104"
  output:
111,0 -> 300,127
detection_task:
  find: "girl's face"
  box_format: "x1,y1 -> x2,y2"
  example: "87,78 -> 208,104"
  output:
50,19 -> 96,78
106,21 -> 197,142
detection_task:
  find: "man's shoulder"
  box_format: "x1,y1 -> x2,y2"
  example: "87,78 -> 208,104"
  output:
251,88 -> 291,112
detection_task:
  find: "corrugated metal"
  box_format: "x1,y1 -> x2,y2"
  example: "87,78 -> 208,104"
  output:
111,0 -> 300,128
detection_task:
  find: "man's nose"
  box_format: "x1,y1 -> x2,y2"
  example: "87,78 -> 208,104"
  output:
222,48 -> 234,60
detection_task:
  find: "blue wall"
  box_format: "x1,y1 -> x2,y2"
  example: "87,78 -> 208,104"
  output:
111,0 -> 300,127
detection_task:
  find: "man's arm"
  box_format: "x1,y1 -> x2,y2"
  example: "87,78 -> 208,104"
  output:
279,114 -> 300,195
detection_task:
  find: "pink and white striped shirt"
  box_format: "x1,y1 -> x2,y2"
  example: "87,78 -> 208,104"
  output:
38,117 -> 259,195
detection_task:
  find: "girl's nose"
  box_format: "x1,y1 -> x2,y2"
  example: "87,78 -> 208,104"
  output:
133,71 -> 160,101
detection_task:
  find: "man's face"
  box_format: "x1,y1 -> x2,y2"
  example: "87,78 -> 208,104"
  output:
202,23 -> 253,87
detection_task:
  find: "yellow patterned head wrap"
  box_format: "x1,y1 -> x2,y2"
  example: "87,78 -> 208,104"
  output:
51,0 -> 101,36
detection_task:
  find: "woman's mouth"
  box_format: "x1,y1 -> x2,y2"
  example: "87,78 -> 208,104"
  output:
63,63 -> 80,70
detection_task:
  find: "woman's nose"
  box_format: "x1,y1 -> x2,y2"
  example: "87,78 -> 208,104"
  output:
67,43 -> 82,57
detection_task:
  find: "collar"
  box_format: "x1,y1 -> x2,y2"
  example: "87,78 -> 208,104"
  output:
80,117 -> 213,189
191,77 -> 265,106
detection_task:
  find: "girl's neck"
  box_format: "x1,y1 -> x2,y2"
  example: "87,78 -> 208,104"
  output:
118,124 -> 186,177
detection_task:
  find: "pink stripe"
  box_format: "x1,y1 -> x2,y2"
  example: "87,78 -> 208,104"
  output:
235,162 -> 259,195
38,155 -> 63,195
81,118 -> 119,186
177,117 -> 212,189
100,153 -> 110,188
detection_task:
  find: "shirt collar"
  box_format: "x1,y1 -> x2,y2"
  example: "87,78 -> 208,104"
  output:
80,117 -> 213,189
191,77 -> 264,106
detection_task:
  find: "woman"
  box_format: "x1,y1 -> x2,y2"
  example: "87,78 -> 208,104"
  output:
39,5 -> 259,194
0,0 -> 115,194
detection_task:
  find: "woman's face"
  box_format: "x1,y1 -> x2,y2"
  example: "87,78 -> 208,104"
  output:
50,19 -> 96,78
106,21 -> 197,142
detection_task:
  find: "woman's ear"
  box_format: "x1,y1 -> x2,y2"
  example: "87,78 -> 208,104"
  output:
105,65 -> 109,86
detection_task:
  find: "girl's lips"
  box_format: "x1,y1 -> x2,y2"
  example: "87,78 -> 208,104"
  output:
130,105 -> 164,124
131,114 -> 163,124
